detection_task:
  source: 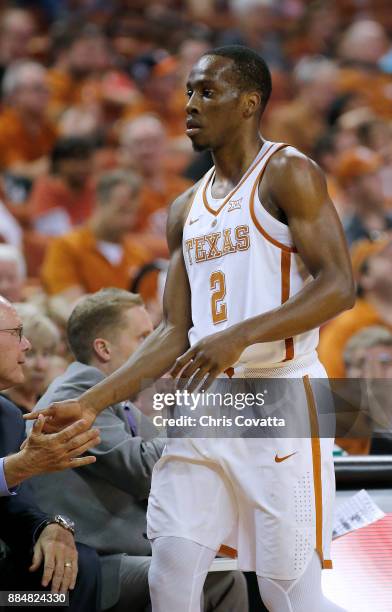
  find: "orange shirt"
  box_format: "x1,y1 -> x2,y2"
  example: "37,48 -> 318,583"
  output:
318,298 -> 386,378
41,225 -> 150,295
29,175 -> 95,226
47,69 -> 86,119
135,175 -> 192,232
338,68 -> 392,120
319,298 -> 387,455
0,107 -> 57,168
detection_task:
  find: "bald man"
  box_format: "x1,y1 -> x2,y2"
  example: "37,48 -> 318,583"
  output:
0,296 -> 101,609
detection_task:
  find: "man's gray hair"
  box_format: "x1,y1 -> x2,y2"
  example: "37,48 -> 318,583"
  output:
0,244 -> 26,278
2,60 -> 46,97
96,170 -> 141,206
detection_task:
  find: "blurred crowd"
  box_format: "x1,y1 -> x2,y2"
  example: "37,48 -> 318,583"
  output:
0,0 -> 391,458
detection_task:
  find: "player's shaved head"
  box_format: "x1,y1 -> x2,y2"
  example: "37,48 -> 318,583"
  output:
203,45 -> 272,113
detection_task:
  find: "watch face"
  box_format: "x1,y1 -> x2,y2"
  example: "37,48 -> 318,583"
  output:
56,515 -> 75,530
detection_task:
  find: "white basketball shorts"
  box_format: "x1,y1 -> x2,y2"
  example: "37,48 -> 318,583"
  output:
147,353 -> 335,580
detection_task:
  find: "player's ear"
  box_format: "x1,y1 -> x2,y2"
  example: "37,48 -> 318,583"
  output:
243,91 -> 262,119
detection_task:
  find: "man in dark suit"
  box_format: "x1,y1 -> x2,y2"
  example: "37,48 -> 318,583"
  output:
0,295 -> 101,610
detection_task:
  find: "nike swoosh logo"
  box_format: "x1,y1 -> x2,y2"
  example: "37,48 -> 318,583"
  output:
274,452 -> 297,463
189,217 -> 200,225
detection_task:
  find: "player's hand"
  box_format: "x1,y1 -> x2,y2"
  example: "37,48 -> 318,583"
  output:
23,398 -> 96,433
170,328 -> 245,391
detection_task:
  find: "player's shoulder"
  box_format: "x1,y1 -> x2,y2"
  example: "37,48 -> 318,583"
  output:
263,144 -> 326,200
266,145 -> 320,179
169,180 -> 201,219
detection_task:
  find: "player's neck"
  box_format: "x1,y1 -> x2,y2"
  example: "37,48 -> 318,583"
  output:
212,133 -> 264,186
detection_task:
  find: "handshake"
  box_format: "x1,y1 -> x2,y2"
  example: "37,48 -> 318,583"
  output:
6,406 -> 100,487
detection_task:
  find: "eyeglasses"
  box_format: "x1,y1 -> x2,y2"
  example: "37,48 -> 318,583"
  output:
0,326 -> 24,342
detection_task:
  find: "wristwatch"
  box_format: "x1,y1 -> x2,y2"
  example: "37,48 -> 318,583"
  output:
37,514 -> 75,538
52,514 -> 75,535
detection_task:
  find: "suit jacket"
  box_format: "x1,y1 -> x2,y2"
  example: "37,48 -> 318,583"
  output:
0,395 -> 48,559
29,362 -> 165,609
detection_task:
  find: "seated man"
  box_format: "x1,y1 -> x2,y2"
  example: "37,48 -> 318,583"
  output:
119,114 -> 191,236
29,288 -> 248,612
318,239 -> 392,377
29,136 -> 95,236
336,325 -> 392,456
0,60 -> 57,180
3,305 -> 62,414
0,296 -> 101,610
41,170 -> 150,305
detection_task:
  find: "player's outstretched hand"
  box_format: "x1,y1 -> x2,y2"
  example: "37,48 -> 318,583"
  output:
170,328 -> 245,392
23,398 -> 97,433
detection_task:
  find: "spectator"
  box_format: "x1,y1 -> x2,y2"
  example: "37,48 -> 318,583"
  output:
0,245 -> 26,303
0,295 -> 101,609
312,132 -> 347,220
176,35 -> 212,87
363,328 -> 392,454
130,259 -> 168,327
266,56 -> 338,154
125,50 -> 184,139
41,170 -> 150,303
337,326 -> 391,455
0,200 -> 23,248
0,9 -> 36,87
47,23 -> 112,121
355,117 -> 392,203
221,0 -> 286,69
337,325 -> 392,455
0,61 -> 57,180
120,114 -> 191,239
49,21 -> 137,142
337,19 -> 391,119
318,239 -> 392,377
335,146 -> 392,245
29,288 -> 248,612
29,137 -> 95,236
3,305 -> 62,414
285,0 -> 341,60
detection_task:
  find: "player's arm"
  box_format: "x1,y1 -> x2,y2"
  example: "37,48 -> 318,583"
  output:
24,188 -> 195,430
240,147 -> 355,342
173,148 -> 355,388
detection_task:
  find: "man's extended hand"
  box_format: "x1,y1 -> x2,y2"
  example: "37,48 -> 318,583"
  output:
170,328 -> 245,391
30,523 -> 78,593
4,416 -> 100,488
23,398 -> 96,433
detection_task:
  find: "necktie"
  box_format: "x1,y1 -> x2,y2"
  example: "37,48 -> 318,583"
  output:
123,403 -> 138,436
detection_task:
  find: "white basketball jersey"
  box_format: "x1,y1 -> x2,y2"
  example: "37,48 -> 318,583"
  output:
183,140 -> 319,369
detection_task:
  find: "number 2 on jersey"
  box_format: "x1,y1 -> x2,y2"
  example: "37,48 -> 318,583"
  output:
210,270 -> 228,324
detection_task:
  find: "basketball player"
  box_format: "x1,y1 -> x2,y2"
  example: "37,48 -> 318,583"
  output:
26,46 -> 353,611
